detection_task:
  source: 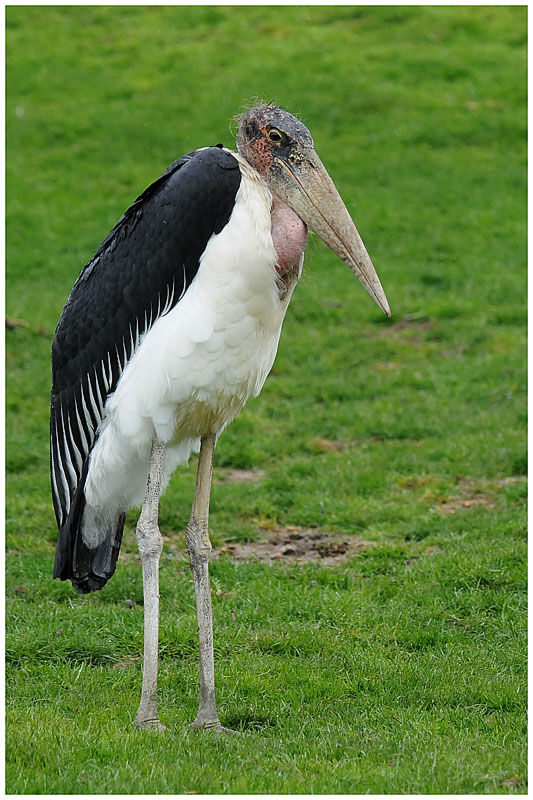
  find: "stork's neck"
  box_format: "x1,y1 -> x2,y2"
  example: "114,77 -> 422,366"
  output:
228,147 -> 307,291
270,194 -> 308,278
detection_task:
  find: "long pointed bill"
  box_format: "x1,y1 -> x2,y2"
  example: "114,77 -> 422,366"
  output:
272,149 -> 391,317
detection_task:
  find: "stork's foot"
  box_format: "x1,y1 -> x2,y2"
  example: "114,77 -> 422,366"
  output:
132,713 -> 166,732
189,718 -> 240,735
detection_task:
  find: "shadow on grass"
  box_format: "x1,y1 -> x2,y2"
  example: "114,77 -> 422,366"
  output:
222,711 -> 278,732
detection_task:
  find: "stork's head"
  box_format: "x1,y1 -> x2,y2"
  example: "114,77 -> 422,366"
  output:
237,103 -> 390,316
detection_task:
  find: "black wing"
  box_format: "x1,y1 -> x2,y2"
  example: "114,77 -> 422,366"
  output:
51,146 -> 241,582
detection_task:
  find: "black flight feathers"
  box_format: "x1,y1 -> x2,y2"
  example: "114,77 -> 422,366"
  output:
51,146 -> 242,591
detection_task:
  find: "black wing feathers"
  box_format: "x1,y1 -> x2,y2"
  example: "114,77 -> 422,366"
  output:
52,147 -> 240,394
51,147 -> 241,590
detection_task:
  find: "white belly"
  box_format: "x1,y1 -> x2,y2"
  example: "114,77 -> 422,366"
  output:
83,163 -> 302,518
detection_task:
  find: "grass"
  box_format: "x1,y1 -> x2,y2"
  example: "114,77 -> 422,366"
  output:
6,5 -> 526,795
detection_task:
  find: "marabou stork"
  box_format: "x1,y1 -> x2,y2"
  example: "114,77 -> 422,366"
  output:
51,103 -> 390,733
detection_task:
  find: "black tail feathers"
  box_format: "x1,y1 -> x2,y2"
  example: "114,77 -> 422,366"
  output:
53,470 -> 125,594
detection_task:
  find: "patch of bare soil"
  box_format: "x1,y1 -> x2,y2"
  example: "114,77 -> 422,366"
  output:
212,526 -> 372,566
6,317 -> 49,336
399,474 -> 526,516
213,468 -> 265,484
311,437 -> 361,453
436,494 -> 496,515
433,476 -> 525,516
366,314 -> 436,347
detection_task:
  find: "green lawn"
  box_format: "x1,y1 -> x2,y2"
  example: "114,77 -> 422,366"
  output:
6,5 -> 526,794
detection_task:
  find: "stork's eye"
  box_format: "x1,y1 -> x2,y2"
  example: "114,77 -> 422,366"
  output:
268,128 -> 283,144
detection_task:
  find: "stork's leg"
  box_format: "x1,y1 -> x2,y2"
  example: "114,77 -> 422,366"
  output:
187,433 -> 236,734
132,437 -> 166,731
